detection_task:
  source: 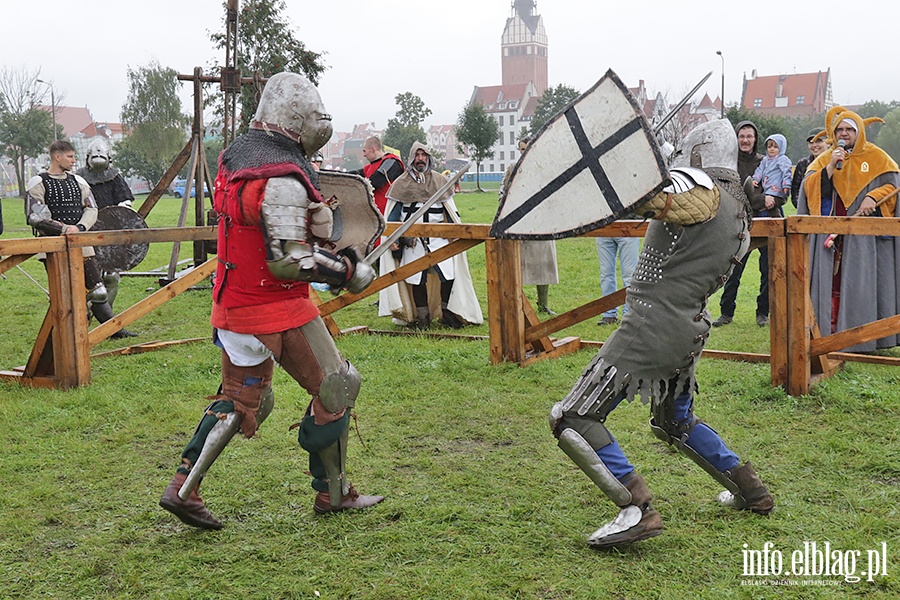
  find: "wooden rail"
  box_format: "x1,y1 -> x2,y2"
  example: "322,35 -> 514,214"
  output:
1,215 -> 898,393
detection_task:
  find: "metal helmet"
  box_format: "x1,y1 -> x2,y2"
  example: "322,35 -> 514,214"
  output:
671,118 -> 737,171
252,72 -> 333,156
86,138 -> 111,171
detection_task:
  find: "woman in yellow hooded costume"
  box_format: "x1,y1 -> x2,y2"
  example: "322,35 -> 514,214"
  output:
797,108 -> 900,351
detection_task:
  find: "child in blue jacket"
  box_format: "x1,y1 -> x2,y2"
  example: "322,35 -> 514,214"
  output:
752,134 -> 792,212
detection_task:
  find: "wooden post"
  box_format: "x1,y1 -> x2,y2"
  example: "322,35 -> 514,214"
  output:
785,221 -> 811,396
768,235 -> 787,387
485,238 -> 524,364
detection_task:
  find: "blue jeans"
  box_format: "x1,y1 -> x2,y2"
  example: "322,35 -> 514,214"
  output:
596,237 -> 639,318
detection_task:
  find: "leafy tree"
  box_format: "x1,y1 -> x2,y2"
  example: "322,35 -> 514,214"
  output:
0,66 -> 55,196
857,100 -> 900,141
455,102 -> 500,191
875,107 -> 900,163
530,84 -> 579,134
210,0 -> 326,134
383,92 -> 432,161
115,61 -> 189,187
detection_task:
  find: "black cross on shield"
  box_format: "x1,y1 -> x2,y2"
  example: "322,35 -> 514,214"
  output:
491,70 -> 669,240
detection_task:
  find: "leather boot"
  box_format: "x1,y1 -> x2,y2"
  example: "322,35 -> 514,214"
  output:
314,485 -> 384,515
414,306 -> 431,330
91,301 -> 138,339
159,472 -> 223,530
588,473 -> 663,548
719,461 -> 774,515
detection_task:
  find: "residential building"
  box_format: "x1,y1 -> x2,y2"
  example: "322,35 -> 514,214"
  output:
740,69 -> 833,117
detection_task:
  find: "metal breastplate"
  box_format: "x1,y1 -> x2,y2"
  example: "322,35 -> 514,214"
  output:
40,173 -> 83,225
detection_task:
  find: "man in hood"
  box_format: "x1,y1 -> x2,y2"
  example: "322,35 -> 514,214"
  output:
712,120 -> 780,328
797,109 -> 900,351
379,142 -> 483,330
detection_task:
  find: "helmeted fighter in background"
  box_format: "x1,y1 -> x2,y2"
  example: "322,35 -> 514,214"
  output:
76,138 -> 139,337
159,72 -> 383,529
493,71 -> 773,549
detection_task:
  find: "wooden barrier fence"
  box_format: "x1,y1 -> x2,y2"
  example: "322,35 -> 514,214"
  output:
1,216 -> 898,395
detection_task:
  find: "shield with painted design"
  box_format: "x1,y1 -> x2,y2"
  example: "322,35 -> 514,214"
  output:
316,170 -> 385,258
491,69 -> 669,240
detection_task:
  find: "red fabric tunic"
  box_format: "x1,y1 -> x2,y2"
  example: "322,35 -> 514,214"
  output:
363,153 -> 402,214
210,165 -> 320,334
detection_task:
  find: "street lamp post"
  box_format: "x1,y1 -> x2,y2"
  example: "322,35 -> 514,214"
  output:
36,79 -> 58,141
715,51 -> 725,119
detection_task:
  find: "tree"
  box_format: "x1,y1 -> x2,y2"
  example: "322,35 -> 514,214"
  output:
876,107 -> 900,164
210,0 -> 326,134
455,102 -> 500,192
530,84 -> 579,134
383,92 -> 432,161
115,61 -> 189,187
857,100 -> 900,141
0,66 -> 55,196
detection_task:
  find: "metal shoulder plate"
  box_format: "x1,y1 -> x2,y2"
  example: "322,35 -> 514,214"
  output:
260,177 -> 310,243
663,167 -> 715,194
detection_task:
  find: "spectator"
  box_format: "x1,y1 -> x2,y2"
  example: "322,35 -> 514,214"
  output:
752,134 -> 792,209
712,120 -> 781,328
379,142 -> 483,330
352,136 -> 404,215
596,234 -> 639,326
790,127 -> 828,208
797,110 -> 900,351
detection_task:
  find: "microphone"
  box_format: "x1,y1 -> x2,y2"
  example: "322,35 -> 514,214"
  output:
836,139 -> 846,170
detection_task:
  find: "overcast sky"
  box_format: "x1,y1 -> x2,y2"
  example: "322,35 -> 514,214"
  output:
5,0 -> 897,136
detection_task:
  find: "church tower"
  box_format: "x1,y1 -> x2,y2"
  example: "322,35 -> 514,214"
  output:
501,0 -> 548,96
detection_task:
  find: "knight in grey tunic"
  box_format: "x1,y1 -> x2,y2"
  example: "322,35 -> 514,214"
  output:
549,119 -> 774,549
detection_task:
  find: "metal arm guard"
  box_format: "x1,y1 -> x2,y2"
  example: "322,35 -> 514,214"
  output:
266,244 -> 375,293
26,198 -> 67,236
261,177 -> 374,293
178,387 -> 275,501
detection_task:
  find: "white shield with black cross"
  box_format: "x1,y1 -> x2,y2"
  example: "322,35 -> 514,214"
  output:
491,69 -> 669,240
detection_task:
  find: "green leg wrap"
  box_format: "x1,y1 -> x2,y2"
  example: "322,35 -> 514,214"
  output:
298,409 -> 351,492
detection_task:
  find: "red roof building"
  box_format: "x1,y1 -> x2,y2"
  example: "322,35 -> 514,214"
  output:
740,69 -> 833,116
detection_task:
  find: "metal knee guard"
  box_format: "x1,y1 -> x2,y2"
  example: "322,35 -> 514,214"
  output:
649,398 -> 743,503
178,386 -> 275,501
299,317 -> 361,413
317,424 -> 351,507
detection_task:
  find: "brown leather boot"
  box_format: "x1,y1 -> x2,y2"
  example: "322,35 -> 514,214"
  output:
314,485 -> 385,515
588,474 -> 663,548
159,472 -> 224,530
723,462 -> 774,515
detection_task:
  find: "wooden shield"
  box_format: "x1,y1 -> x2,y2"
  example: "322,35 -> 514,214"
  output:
491,69 -> 669,240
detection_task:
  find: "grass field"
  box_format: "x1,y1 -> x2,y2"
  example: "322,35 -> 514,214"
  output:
0,192 -> 897,599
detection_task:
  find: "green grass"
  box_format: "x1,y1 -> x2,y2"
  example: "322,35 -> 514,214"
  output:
0,193 -> 897,599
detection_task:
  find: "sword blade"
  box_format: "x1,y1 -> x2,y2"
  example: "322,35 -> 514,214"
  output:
653,71 -> 713,135
362,161 -> 472,266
